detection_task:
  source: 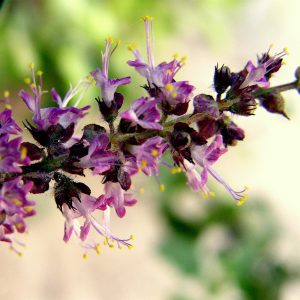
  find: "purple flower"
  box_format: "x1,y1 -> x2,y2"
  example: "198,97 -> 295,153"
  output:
127,17 -> 186,88
19,67 -> 91,130
120,97 -> 163,130
91,38 -> 131,107
129,136 -> 167,176
102,182 -> 137,218
0,177 -> 35,254
190,135 -> 246,202
162,81 -> 195,105
0,134 -> 30,173
62,193 -> 133,254
78,134 -> 117,174
239,49 -> 286,90
0,109 -> 22,135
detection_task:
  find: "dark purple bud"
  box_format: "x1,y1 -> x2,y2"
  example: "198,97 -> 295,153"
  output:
54,173 -> 84,212
259,92 -> 289,119
69,142 -> 89,159
117,169 -> 131,191
21,142 -> 44,161
228,94 -> 257,116
23,121 -> 49,147
197,117 -> 220,139
96,92 -> 124,123
161,101 -> 189,116
47,123 -> 75,144
219,118 -> 245,147
81,124 -> 106,143
23,173 -> 52,194
62,158 -> 85,176
193,94 -> 219,116
214,65 -> 232,94
73,182 -> 91,195
170,123 -> 192,151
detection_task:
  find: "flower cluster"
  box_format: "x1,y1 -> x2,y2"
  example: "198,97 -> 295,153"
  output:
1,17 -> 299,256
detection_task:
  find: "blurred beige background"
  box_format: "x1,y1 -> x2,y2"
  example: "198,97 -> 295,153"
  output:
1,0 -> 300,299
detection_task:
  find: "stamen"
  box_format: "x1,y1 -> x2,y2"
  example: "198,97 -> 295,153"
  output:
159,184 -> 165,192
24,77 -> 31,85
3,90 -> 10,98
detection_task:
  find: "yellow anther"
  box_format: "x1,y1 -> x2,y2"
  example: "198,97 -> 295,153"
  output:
20,146 -> 27,160
109,244 -> 115,249
236,196 -> 247,207
18,252 -> 23,257
116,39 -> 121,46
283,47 -> 289,55
118,246 -> 123,250
36,70 -> 43,76
165,83 -> 173,92
106,36 -> 114,44
139,188 -> 145,194
28,63 -> 34,69
142,15 -> 153,21
138,167 -> 142,173
173,53 -> 179,59
15,222 -> 25,231
5,104 -> 12,110
24,77 -> 31,85
141,160 -> 148,167
209,191 -> 215,198
167,69 -> 173,75
12,198 -> 23,206
171,92 -> 178,98
130,234 -> 135,241
151,149 -> 159,157
181,56 -> 187,62
159,184 -> 165,192
127,43 -> 138,51
82,253 -> 88,259
24,207 -> 33,213
30,83 -> 36,90
127,245 -> 134,250
4,90 -> 10,98
95,244 -> 101,255
170,167 -> 182,174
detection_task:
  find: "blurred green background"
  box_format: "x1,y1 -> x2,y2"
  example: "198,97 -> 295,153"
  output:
1,0 -> 300,300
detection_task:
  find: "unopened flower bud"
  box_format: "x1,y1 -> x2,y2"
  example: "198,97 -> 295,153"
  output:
214,65 -> 232,94
259,92 -> 289,119
228,95 -> 257,116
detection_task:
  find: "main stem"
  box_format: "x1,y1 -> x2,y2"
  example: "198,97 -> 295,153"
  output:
113,79 -> 299,144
